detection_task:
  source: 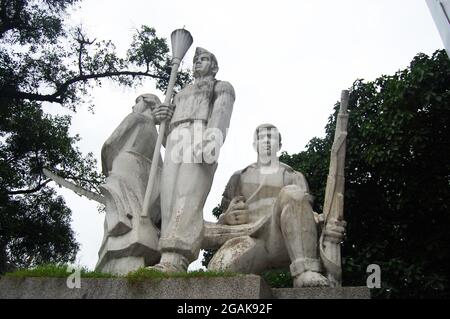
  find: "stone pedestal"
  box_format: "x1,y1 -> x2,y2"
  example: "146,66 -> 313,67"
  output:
0,275 -> 370,299
273,287 -> 370,299
95,216 -> 161,276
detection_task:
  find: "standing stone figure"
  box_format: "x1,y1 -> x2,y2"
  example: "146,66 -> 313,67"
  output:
43,94 -> 163,275
96,94 -> 163,274
150,47 -> 235,272
206,124 -> 346,287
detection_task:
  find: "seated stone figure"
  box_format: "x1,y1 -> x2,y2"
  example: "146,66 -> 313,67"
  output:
206,124 -> 346,287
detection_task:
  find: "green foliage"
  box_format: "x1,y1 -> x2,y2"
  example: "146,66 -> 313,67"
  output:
202,50 -> 450,297
5,263 -> 115,278
211,204 -> 223,219
282,50 -> 450,298
0,1 -> 192,109
126,26 -> 189,93
261,269 -> 292,288
0,0 -> 192,273
0,0 -> 80,44
5,264 -> 238,281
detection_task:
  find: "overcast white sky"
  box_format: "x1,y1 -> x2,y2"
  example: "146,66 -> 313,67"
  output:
45,0 -> 443,270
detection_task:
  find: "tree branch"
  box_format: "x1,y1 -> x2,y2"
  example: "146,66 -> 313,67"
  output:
75,27 -> 96,76
7,179 -> 52,195
1,71 -> 167,104
55,71 -> 166,96
1,91 -> 63,103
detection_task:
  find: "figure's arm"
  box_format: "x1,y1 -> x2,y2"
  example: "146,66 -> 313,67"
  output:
101,113 -> 146,176
161,97 -> 175,148
220,189 -> 232,215
289,171 -> 346,237
291,171 -> 347,239
217,172 -> 249,225
289,170 -> 322,222
218,196 -> 249,225
151,96 -> 176,148
206,81 -> 235,142
219,171 -> 239,214
290,170 -> 311,195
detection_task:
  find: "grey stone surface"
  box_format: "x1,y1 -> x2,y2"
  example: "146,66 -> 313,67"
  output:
272,286 -> 371,299
205,121 -> 348,289
0,275 -> 273,299
0,275 -> 369,299
44,94 -> 164,276
153,46 -> 235,273
95,93 -> 162,274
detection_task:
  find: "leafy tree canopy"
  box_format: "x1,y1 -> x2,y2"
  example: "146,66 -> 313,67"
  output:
281,49 -> 450,298
0,0 -> 191,273
203,50 -> 449,298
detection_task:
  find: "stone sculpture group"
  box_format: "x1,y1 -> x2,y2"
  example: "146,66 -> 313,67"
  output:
45,34 -> 348,288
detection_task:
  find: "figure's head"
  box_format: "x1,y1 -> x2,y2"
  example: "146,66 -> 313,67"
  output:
253,123 -> 282,157
193,47 -> 219,78
133,94 -> 161,114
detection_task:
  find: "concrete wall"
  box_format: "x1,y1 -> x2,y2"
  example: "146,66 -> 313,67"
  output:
0,275 -> 370,299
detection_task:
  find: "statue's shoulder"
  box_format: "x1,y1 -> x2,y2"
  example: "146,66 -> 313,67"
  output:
279,162 -> 296,173
279,162 -> 308,183
222,163 -> 256,201
240,162 -> 258,175
181,82 -> 195,92
222,167 -> 244,200
226,163 -> 256,184
214,80 -> 235,99
174,83 -> 193,101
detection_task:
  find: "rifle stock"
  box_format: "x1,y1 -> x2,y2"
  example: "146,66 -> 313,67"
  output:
319,90 -> 349,287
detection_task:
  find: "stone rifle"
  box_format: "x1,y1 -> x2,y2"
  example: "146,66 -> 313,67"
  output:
42,166 -> 252,253
42,168 -> 105,204
319,90 -> 349,287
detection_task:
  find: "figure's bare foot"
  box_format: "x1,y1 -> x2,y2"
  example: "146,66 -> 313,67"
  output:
147,252 -> 189,273
294,271 -> 329,287
146,262 -> 185,273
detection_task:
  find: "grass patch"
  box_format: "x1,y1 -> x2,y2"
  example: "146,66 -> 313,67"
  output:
4,264 -> 116,279
126,268 -> 240,284
3,264 -> 240,283
261,269 -> 293,288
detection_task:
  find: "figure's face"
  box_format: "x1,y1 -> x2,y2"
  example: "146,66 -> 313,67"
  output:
133,96 -> 155,114
255,127 -> 280,157
132,102 -> 145,113
193,53 -> 213,77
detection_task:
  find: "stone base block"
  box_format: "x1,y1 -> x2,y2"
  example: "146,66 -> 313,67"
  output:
272,286 -> 371,299
0,275 -> 272,299
0,275 -> 370,299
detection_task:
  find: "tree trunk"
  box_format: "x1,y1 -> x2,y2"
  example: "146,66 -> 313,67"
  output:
0,240 -> 8,274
